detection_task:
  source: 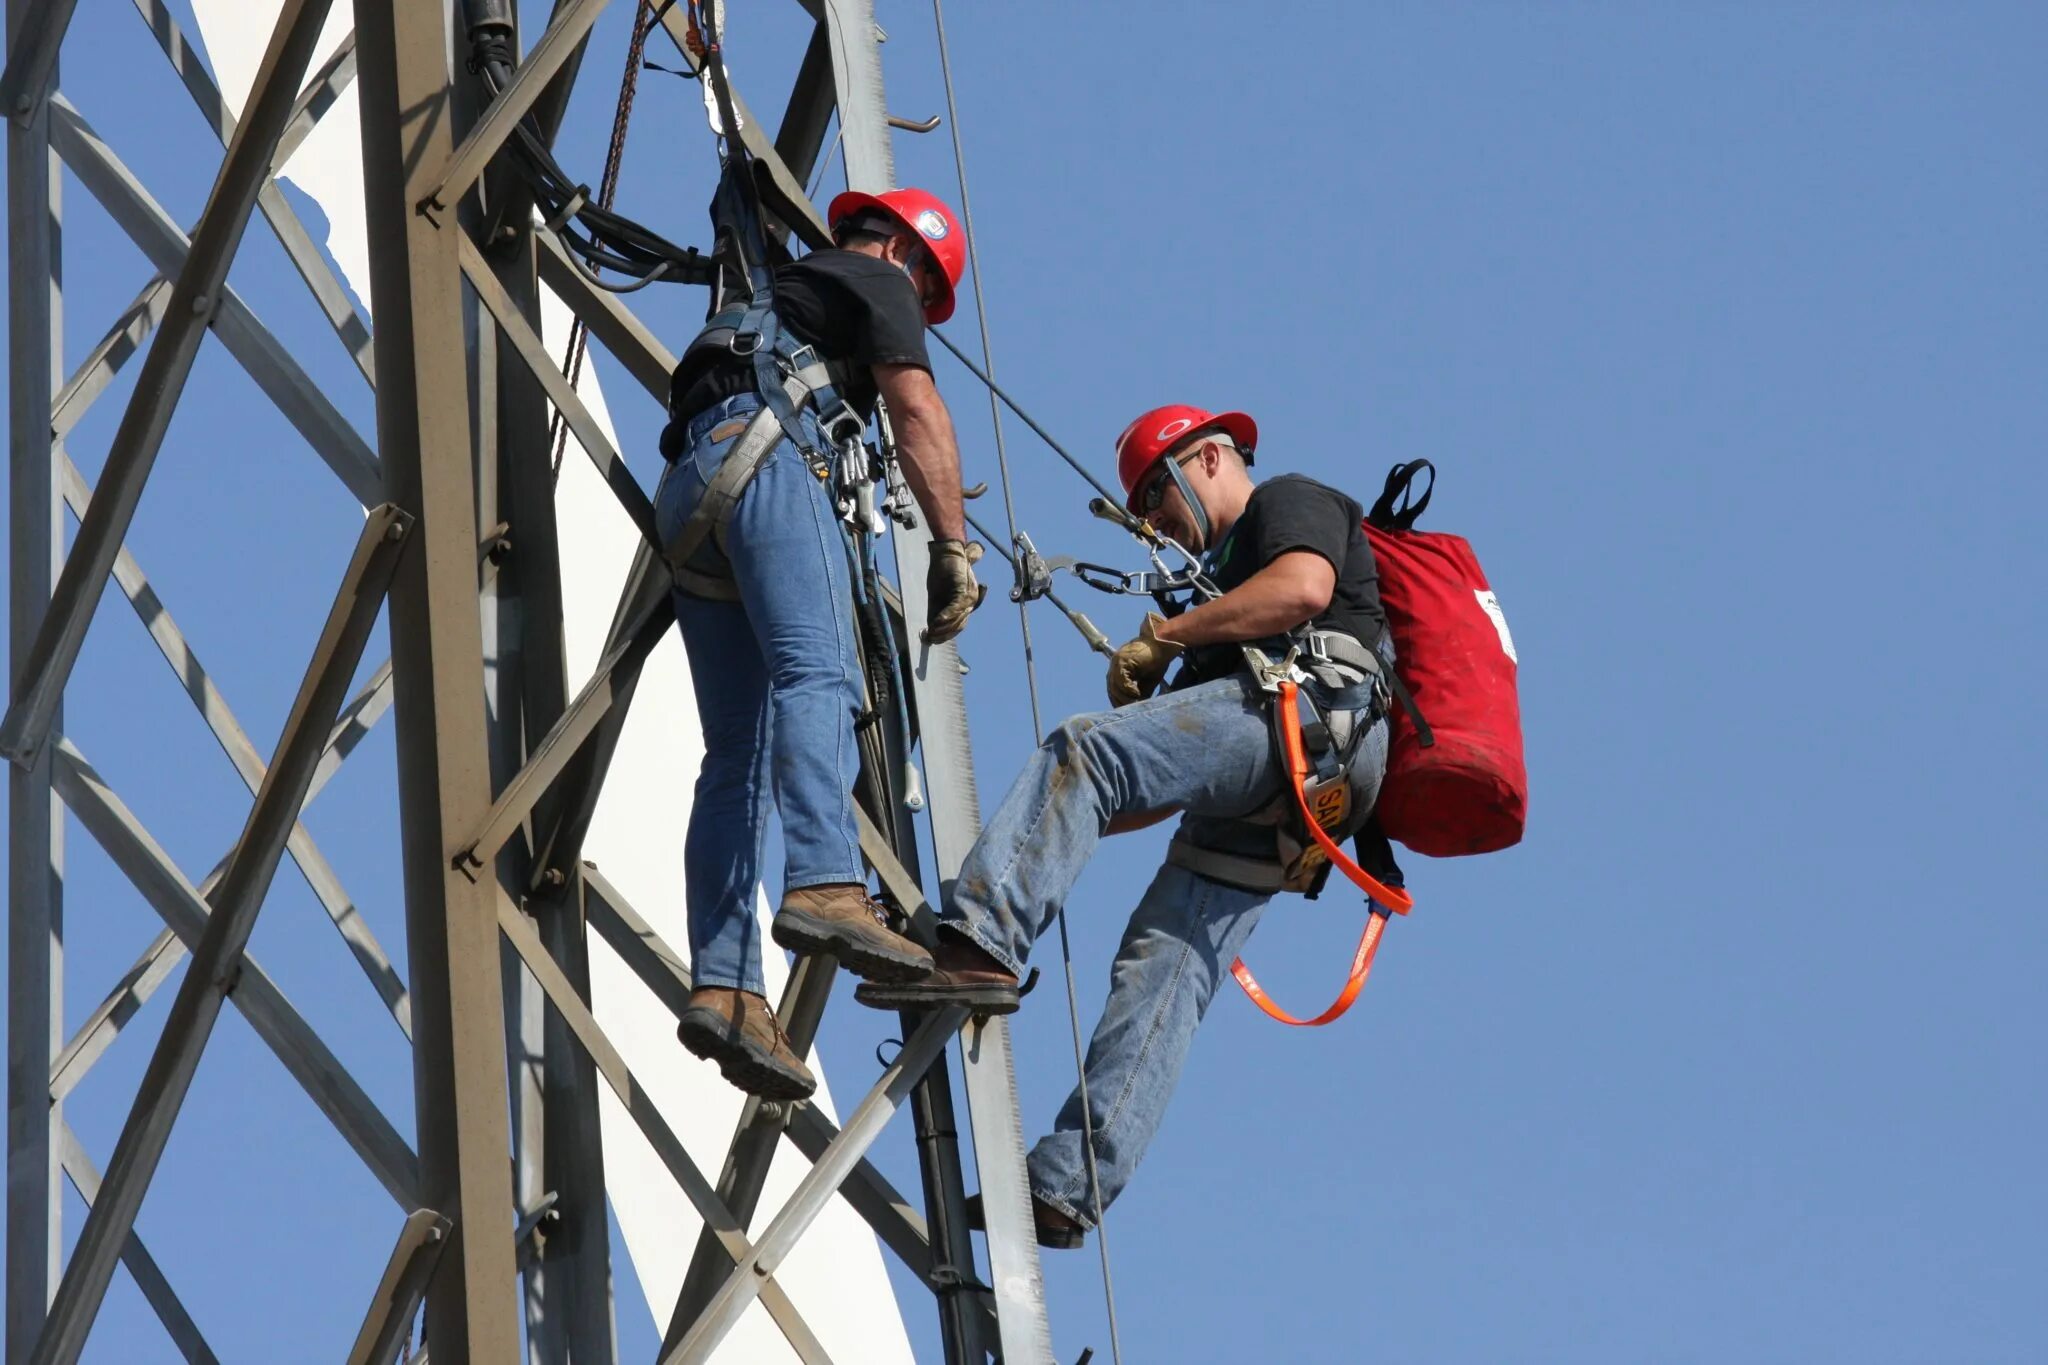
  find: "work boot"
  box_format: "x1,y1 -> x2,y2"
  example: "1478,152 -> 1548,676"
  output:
962,1192 -> 1087,1251
854,932 -> 1020,1014
676,987 -> 815,1101
771,884 -> 933,983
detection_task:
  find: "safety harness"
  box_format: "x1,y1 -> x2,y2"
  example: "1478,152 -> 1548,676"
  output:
659,45 -> 880,600
661,288 -> 870,599
1017,505 -> 1417,1027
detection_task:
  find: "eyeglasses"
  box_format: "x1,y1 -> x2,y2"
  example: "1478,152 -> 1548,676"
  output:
1137,445 -> 1208,517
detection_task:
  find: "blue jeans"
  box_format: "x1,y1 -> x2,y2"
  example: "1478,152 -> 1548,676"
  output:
941,675 -> 1388,1224
654,394 -> 866,994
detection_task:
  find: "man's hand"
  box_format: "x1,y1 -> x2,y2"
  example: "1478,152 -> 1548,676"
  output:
924,539 -> 986,644
1106,612 -> 1185,707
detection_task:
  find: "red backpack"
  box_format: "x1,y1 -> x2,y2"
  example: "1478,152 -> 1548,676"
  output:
1364,462 -> 1527,857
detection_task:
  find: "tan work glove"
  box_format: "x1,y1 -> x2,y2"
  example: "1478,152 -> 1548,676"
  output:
1106,612 -> 1185,707
923,539 -> 987,645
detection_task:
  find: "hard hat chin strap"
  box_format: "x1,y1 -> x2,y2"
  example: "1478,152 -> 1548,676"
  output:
1163,454 -> 1211,551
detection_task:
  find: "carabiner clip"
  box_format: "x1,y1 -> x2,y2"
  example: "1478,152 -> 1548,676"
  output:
1071,562 -> 1137,595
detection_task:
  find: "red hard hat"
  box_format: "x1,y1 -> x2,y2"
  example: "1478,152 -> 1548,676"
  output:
827,187 -> 966,325
1114,404 -> 1259,514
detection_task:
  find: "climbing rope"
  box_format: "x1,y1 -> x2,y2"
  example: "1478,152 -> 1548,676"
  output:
549,0 -> 658,481
928,2 -> 1125,1358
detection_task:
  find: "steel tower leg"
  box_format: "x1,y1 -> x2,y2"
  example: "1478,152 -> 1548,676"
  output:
825,0 -> 1056,1358
355,0 -> 520,1358
4,0 -> 60,1351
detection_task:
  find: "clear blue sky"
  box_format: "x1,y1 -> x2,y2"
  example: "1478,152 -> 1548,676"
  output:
13,2 -> 2045,1360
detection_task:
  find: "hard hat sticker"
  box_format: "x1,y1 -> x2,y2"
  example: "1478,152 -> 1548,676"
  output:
915,209 -> 950,239
1155,417 -> 1194,442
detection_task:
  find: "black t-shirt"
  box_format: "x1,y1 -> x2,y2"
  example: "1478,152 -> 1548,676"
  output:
666,248 -> 931,432
1176,473 -> 1389,686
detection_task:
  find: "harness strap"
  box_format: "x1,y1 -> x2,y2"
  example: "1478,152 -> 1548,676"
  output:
661,375 -> 816,599
1229,678 -> 1415,1028
1164,836 -> 1288,892
1229,911 -> 1389,1028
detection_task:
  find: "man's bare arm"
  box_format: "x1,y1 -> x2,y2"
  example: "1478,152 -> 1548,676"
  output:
1153,551 -> 1336,649
875,362 -> 966,541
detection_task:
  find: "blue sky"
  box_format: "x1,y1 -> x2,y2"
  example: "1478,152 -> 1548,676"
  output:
11,1 -> 2046,1361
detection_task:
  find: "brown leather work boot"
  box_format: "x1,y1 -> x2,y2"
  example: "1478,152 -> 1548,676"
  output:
771,883 -> 934,983
963,1192 -> 1087,1251
676,987 -> 815,1101
853,932 -> 1020,1015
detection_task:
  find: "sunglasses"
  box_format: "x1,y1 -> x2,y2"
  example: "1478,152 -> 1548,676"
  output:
1137,445 -> 1209,517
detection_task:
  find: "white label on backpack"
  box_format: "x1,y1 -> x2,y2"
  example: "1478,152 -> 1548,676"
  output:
1475,589 -> 1518,663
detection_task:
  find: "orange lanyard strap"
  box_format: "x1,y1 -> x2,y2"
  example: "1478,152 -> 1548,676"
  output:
1229,679 -> 1414,1027
1230,910 -> 1387,1027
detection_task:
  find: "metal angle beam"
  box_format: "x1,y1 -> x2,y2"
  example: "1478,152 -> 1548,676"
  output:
666,1005 -> 966,1364
456,590 -> 669,877
493,894 -> 834,1364
581,863 -> 693,1022
29,504 -> 410,1365
59,455 -> 412,1034
50,739 -> 420,1209
45,98 -> 380,500
457,232 -> 657,545
522,545 -> 671,888
534,226 -> 675,400
0,0 -> 341,768
47,928 -> 179,1103
50,274 -> 173,441
345,1209 -> 452,1365
131,0 -> 376,385
44,648 -> 399,1104
57,1124 -> 218,1365
578,868 -> 986,1332
774,23 -> 837,186
131,0 -> 230,141
0,0 -> 74,122
354,0 -> 522,1350
312,658 -> 395,794
477,199 -> 615,1361
422,0 -> 610,218
6,2 -> 63,1347
279,30 -> 358,165
827,3 -> 1056,1354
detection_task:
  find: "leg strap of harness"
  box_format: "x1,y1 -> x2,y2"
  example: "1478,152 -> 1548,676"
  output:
1164,835 -> 1287,893
661,401 -> 787,601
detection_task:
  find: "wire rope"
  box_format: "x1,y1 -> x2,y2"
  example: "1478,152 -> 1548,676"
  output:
929,3 -> 1124,1358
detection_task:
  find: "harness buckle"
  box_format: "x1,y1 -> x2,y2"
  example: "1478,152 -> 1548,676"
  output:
816,400 -> 866,450
727,328 -> 763,357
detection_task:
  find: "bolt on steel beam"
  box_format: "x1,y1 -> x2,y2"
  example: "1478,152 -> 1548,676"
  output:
0,0 -> 76,123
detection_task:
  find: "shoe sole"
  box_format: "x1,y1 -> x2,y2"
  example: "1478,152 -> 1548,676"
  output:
676,1010 -> 816,1102
772,907 -> 934,984
852,980 -> 1021,1016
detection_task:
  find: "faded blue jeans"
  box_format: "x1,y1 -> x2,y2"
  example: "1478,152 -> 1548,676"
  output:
942,673 -> 1387,1225
654,393 -> 866,994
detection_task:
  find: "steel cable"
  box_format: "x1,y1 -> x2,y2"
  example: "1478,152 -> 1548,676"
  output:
549,0 -> 657,480
929,2 -> 1125,1358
